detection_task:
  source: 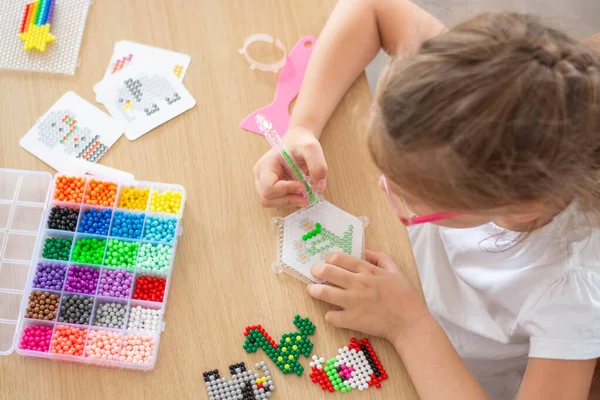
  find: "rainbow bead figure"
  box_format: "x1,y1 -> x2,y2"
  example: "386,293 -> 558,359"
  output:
19,0 -> 56,52
243,315 -> 316,376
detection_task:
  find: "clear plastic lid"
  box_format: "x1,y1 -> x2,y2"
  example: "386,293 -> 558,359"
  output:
0,168 -> 52,355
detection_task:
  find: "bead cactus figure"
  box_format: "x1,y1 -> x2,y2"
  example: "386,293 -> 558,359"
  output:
296,219 -> 354,264
243,315 -> 316,376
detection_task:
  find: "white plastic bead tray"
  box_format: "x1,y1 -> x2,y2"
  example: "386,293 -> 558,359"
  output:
0,169 -> 185,371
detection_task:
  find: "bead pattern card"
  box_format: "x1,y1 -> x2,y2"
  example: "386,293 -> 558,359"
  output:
20,92 -> 124,171
102,40 -> 191,82
94,64 -> 196,141
273,201 -> 367,283
0,0 -> 91,75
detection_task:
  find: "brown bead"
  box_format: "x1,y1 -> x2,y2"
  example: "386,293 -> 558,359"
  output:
25,291 -> 60,320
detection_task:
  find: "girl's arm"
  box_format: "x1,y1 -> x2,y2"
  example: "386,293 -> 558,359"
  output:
308,251 -> 596,400
254,0 -> 444,207
292,0 -> 445,136
395,315 -> 596,400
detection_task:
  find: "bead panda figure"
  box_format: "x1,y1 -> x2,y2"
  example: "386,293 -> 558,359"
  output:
202,361 -> 275,400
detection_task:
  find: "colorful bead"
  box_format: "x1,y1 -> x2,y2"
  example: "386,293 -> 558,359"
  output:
71,237 -> 106,264
58,294 -> 93,325
53,176 -> 85,203
309,338 -> 388,393
142,216 -> 176,242
127,306 -> 160,333
85,330 -> 122,360
50,325 -> 87,356
203,361 -> 275,400
25,291 -> 59,320
19,325 -> 53,352
84,179 -> 117,207
118,187 -> 149,210
243,315 -> 315,376
137,243 -> 172,271
46,205 -> 79,231
104,239 -> 139,268
78,208 -> 111,235
97,268 -> 133,298
149,190 -> 182,214
110,211 -> 144,239
119,334 -> 155,364
32,262 -> 67,290
41,237 -> 72,261
93,302 -> 127,329
132,275 -> 166,302
64,265 -> 100,294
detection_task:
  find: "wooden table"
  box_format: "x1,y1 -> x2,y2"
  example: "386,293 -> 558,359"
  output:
0,1 -> 420,398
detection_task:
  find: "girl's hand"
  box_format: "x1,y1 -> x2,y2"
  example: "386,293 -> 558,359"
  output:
253,126 -> 328,208
307,250 -> 429,343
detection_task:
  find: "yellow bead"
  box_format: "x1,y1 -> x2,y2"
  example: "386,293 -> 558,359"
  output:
285,338 -> 291,343
284,364 -> 290,370
288,355 -> 294,360
282,347 -> 287,353
296,336 -> 302,341
292,345 -> 298,350
277,356 -> 283,362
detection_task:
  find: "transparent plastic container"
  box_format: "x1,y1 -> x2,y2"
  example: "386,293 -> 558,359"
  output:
0,169 -> 185,371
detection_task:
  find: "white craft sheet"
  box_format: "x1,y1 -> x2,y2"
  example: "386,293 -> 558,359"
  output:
279,201 -> 365,283
0,0 -> 91,75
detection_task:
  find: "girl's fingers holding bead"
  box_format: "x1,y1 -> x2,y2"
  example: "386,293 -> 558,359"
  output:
306,283 -> 348,308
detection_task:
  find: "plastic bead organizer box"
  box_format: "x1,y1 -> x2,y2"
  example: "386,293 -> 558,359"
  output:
0,168 -> 186,370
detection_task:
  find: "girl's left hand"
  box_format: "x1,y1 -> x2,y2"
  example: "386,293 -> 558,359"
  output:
307,250 -> 430,343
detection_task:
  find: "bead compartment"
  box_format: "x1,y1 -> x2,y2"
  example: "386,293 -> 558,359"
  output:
12,174 -> 184,370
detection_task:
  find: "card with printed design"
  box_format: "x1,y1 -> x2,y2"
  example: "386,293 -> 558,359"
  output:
94,64 -> 196,141
20,92 -> 124,172
102,41 -> 191,82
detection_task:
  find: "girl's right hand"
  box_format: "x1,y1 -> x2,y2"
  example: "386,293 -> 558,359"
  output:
253,126 -> 328,208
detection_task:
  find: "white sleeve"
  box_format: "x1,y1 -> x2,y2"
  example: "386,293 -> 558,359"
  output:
519,268 -> 600,360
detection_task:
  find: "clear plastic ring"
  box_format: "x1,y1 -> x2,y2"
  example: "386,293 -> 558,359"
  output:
238,33 -> 287,73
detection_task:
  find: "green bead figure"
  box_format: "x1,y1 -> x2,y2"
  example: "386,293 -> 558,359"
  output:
243,315 -> 316,376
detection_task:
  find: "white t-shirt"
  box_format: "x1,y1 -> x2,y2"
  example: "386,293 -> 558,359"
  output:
408,203 -> 600,399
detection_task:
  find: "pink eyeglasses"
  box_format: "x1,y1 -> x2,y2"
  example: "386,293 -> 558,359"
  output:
380,175 -> 461,226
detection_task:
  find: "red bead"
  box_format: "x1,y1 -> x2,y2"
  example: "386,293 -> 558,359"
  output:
132,275 -> 166,302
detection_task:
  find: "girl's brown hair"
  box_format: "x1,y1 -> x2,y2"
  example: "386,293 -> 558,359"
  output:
369,12 -> 600,216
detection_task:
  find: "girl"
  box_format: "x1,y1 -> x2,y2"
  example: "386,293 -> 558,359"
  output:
253,1 -> 600,399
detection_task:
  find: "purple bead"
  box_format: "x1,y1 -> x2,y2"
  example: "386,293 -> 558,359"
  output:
64,265 -> 100,294
33,262 -> 66,290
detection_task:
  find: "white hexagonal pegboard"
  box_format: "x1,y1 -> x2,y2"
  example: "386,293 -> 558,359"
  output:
272,201 -> 368,283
